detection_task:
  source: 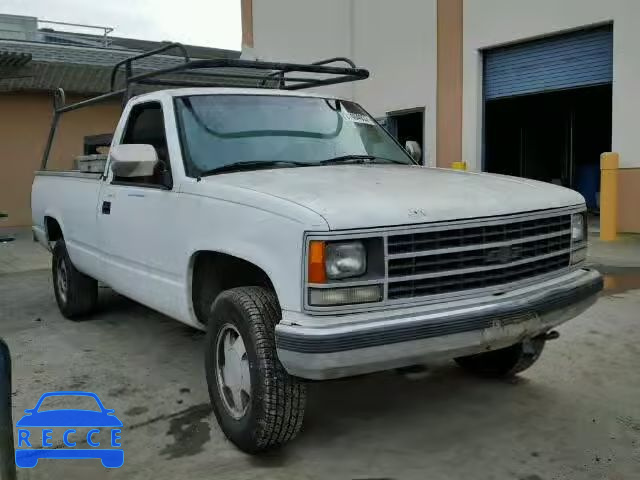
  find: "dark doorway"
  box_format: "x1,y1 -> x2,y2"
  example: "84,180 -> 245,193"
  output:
390,110 -> 424,164
484,84 -> 611,209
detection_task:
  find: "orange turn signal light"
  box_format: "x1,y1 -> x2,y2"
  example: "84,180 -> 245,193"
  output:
308,240 -> 327,284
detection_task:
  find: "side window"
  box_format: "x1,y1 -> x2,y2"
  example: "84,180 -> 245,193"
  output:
114,103 -> 171,187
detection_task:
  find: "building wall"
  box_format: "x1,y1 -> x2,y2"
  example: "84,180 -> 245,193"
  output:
352,0 -> 438,166
463,0 -> 640,232
252,0 -> 353,99
0,14 -> 37,41
251,0 -> 438,165
0,92 -> 121,227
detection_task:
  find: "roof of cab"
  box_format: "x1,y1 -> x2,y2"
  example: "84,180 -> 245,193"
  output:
131,87 -> 345,103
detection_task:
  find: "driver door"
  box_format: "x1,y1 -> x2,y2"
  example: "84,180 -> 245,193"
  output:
98,101 -> 183,319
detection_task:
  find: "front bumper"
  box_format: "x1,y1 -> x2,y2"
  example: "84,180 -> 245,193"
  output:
276,268 -> 602,379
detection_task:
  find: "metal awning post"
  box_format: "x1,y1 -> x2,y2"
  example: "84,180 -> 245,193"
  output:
41,110 -> 60,171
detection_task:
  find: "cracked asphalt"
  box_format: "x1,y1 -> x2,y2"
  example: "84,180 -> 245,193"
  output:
1,260 -> 639,479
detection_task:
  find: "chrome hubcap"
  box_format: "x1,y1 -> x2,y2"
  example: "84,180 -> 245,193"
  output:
56,257 -> 68,304
215,324 -> 251,419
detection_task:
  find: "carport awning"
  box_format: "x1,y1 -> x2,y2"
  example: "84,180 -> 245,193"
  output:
0,61 -> 272,95
0,50 -> 32,67
0,50 -> 32,80
0,40 -> 259,95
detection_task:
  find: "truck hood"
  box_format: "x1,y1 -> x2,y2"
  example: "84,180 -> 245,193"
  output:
201,165 -> 584,230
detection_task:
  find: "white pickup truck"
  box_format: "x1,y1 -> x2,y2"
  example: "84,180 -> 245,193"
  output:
31,50 -> 602,453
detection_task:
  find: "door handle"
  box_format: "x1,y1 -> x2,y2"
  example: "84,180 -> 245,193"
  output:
102,201 -> 111,215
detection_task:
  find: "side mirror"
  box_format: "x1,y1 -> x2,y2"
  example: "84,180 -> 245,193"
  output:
110,144 -> 158,178
405,140 -> 422,163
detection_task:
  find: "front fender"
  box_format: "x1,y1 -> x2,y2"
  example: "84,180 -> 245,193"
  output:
178,185 -> 331,321
183,212 -> 315,317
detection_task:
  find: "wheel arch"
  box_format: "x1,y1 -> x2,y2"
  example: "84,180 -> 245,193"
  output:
188,250 -> 279,325
44,215 -> 64,243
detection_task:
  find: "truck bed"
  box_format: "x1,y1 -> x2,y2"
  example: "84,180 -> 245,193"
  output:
31,170 -> 103,261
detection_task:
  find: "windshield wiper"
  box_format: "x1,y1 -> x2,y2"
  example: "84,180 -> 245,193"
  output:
198,155 -> 409,177
319,155 -> 407,165
199,160 -> 312,177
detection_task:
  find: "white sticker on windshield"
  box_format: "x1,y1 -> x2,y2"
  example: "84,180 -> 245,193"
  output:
341,110 -> 376,125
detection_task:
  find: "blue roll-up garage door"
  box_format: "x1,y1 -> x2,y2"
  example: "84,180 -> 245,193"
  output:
484,26 -> 613,100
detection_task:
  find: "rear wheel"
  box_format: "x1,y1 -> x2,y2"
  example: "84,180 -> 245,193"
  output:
455,338 -> 546,378
52,240 -> 98,319
205,286 -> 306,453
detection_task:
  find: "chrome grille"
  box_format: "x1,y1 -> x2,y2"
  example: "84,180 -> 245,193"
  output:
386,215 -> 572,300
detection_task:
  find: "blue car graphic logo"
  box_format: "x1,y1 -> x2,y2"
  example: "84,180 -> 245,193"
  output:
15,391 -> 123,468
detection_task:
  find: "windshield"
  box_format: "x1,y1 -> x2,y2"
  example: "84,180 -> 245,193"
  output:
174,94 -> 414,176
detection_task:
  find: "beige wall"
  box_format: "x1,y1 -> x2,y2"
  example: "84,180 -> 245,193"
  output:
0,92 -> 121,227
618,168 -> 640,233
241,0 -> 254,48
436,0 -> 462,168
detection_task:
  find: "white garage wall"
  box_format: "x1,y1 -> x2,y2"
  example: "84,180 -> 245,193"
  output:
463,0 -> 640,170
250,0 -> 438,165
352,0 -> 438,166
251,0 -> 353,99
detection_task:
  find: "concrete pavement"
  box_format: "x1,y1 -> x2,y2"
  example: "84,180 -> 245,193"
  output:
0,231 -> 639,479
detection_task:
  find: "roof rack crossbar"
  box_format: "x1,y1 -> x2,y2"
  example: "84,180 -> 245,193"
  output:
137,78 -> 227,88
57,88 -> 128,113
283,75 -> 364,91
169,69 -> 319,83
260,56 -> 358,87
124,58 -> 368,85
109,42 -> 190,91
311,57 -> 357,68
137,73 -> 325,89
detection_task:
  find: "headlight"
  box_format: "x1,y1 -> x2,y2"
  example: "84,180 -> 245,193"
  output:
307,238 -> 383,307
571,213 -> 586,243
324,241 -> 367,279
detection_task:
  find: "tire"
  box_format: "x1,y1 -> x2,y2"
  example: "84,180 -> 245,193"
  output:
205,286 -> 306,453
52,239 -> 98,319
455,337 -> 546,378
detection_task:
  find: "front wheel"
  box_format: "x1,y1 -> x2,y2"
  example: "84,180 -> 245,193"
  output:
455,337 -> 546,378
52,240 -> 98,319
205,287 -> 306,453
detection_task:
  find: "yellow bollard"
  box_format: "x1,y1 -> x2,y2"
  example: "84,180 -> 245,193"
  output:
600,152 -> 619,241
451,161 -> 467,171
